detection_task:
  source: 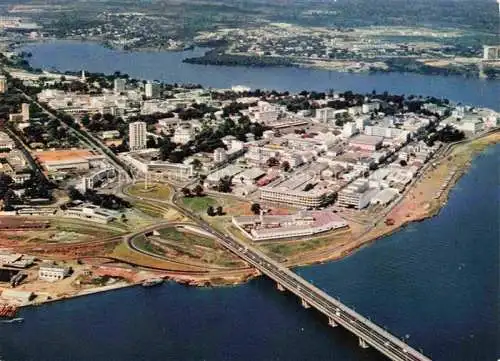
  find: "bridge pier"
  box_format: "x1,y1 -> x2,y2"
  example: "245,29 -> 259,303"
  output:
328,317 -> 338,328
301,298 -> 310,309
358,338 -> 370,349
276,283 -> 285,292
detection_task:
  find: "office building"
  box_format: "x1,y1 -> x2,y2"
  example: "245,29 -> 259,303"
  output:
129,121 -> 147,151
21,103 -> 30,121
145,82 -> 161,99
337,179 -> 378,209
213,147 -> 227,163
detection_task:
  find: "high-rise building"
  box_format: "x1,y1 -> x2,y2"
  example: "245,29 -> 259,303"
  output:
0,75 -> 7,93
145,81 -> 161,99
129,121 -> 147,151
114,78 -> 126,94
21,103 -> 30,121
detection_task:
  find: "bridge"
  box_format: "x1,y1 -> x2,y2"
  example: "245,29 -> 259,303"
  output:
121,186 -> 432,361
192,222 -> 432,361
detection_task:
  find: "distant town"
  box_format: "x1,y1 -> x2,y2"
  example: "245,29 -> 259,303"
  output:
0,0 -> 499,78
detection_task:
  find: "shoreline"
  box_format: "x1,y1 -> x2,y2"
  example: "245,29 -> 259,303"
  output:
14,38 -> 500,80
8,131 -> 498,311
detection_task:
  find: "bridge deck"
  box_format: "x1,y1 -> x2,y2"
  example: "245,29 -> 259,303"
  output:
214,229 -> 432,361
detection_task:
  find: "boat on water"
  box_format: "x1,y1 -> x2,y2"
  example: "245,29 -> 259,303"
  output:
142,278 -> 164,287
0,317 -> 24,324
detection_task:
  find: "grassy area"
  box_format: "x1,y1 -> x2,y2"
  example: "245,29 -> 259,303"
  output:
262,237 -> 335,258
134,235 -> 166,256
134,201 -> 167,218
110,242 -> 203,271
181,196 -> 219,213
52,219 -> 124,236
127,182 -> 172,201
158,227 -> 217,248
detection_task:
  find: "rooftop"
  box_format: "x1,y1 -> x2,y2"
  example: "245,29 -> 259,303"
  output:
35,149 -> 97,163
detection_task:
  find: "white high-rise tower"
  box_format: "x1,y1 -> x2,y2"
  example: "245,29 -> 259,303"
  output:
129,121 -> 147,151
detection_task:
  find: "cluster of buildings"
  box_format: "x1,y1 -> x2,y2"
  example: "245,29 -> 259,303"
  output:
0,132 -> 32,188
232,210 -> 348,241
195,24 -> 477,72
120,148 -> 194,181
33,149 -> 116,191
64,202 -> 120,224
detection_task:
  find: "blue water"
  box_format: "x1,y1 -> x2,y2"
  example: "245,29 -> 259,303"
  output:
1,41 -> 498,360
1,145 -> 498,361
21,41 -> 500,111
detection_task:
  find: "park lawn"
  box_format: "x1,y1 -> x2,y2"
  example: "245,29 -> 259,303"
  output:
181,196 -> 219,213
128,182 -> 171,201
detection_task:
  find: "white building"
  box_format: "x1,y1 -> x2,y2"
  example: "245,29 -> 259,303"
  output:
145,82 -> 161,99
65,204 -> 118,224
129,121 -> 147,151
455,119 -> 483,134
260,186 -> 327,208
232,211 -> 348,241
81,167 -> 116,191
337,179 -> 378,209
206,164 -> 243,184
0,131 -> 15,150
315,107 -> 335,123
114,78 -> 126,94
38,262 -> 70,281
362,102 -> 380,114
101,130 -> 120,139
120,149 -> 194,179
213,147 -> 227,163
0,75 -> 7,93
21,103 -> 30,121
342,122 -> 358,138
172,124 -> 194,144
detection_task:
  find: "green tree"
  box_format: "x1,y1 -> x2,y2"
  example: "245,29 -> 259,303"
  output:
217,176 -> 232,193
181,187 -> 192,197
192,184 -> 204,197
281,161 -> 290,172
251,203 -> 261,215
266,157 -> 279,167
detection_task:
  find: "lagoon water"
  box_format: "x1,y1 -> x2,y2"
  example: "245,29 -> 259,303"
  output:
0,41 -> 498,361
20,41 -> 500,111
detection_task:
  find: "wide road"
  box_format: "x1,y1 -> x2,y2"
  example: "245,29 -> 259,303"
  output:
122,186 -> 432,361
